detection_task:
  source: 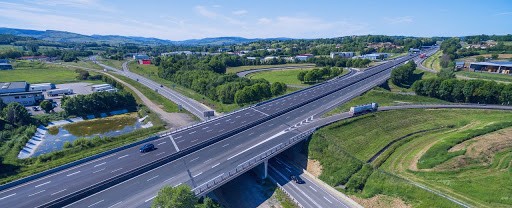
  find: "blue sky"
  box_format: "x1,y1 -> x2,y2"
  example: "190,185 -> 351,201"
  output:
0,0 -> 511,40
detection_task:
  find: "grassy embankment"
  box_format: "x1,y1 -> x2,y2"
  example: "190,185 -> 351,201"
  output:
455,71 -> 512,83
422,50 -> 443,72
309,108 -> 512,207
0,61 -> 102,84
226,63 -> 314,74
126,61 -> 240,113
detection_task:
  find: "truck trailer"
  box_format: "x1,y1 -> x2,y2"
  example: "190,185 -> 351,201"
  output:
46,88 -> 73,96
91,84 -> 111,91
349,103 -> 378,116
29,83 -> 55,92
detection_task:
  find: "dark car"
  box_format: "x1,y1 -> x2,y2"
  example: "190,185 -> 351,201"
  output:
139,143 -> 155,153
160,84 -> 163,87
290,175 -> 305,184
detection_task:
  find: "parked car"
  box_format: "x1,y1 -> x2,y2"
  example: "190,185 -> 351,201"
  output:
32,106 -> 40,111
290,175 -> 305,184
140,143 -> 155,153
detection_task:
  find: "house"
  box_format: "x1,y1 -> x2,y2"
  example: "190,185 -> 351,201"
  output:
0,82 -> 44,106
138,59 -> 151,65
330,52 -> 355,59
469,61 -> 512,74
295,54 -> 314,61
455,61 -> 465,69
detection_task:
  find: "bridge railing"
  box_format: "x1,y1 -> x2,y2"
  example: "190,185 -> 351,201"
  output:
191,128 -> 317,195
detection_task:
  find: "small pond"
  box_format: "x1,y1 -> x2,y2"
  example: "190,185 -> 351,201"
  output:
31,114 -> 144,157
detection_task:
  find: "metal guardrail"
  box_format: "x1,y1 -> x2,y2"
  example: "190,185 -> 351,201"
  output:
191,128 -> 317,196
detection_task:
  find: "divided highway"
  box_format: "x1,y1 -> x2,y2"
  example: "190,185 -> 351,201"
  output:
0,49 -> 434,207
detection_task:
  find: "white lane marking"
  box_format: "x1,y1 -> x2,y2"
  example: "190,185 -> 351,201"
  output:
251,108 -> 269,116
222,143 -> 230,147
323,196 -> 333,204
157,141 -> 166,145
214,123 -> 220,125
147,175 -> 159,181
28,190 -> 45,197
212,163 -> 220,169
285,168 -> 292,172
309,186 -> 318,192
0,193 -> 16,200
169,135 -> 180,152
269,165 -> 323,208
173,182 -> 182,187
111,168 -> 123,173
156,152 -> 165,156
227,131 -> 286,160
248,132 -> 254,136
190,157 -> 199,162
88,199 -> 104,207
175,136 -> 182,139
93,168 -> 105,173
117,154 -> 128,159
51,189 -> 67,196
66,171 -> 81,177
206,129 -> 212,132
203,159 -> 212,164
225,119 -> 231,122
144,196 -> 156,203
94,162 -> 106,167
107,201 -> 123,208
193,172 -> 203,177
202,126 -> 209,130
189,131 -> 196,134
191,139 -> 198,143
35,181 -> 51,188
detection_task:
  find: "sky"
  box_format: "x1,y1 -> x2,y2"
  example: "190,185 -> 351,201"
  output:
0,0 -> 511,41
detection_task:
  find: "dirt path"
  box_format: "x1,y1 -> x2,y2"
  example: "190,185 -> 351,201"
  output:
59,64 -> 194,128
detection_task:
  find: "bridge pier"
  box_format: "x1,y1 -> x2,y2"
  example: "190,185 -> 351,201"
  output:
253,159 -> 268,179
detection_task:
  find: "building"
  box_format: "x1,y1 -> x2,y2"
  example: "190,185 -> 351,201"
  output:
0,59 -> 13,70
133,54 -> 149,60
469,61 -> 512,74
138,59 -> 151,65
29,83 -> 56,92
409,48 -> 421,53
295,54 -> 314,61
330,52 -> 355,59
455,61 -> 465,70
0,82 -> 44,106
355,53 -> 389,60
18,56 -> 48,61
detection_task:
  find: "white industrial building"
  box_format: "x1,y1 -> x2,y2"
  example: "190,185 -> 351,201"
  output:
295,54 -> 314,61
0,82 -> 44,106
354,53 -> 389,60
330,52 -> 355,59
29,83 -> 56,92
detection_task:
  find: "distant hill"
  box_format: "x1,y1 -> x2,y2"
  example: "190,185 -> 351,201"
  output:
0,27 -> 291,46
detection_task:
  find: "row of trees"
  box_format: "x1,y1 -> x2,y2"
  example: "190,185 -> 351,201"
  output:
391,61 -> 417,87
439,38 -> 462,68
152,185 -> 220,208
309,57 -> 372,68
297,67 -> 344,83
234,82 -> 287,104
61,91 -> 136,116
413,78 -> 512,104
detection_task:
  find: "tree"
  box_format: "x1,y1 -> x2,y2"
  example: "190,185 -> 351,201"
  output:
0,99 -> 6,112
39,100 -> 54,113
200,197 -> 221,208
2,102 -> 32,126
270,82 -> 287,96
151,185 -> 196,208
297,71 -> 307,82
491,54 -> 499,60
437,68 -> 455,80
475,56 -> 485,62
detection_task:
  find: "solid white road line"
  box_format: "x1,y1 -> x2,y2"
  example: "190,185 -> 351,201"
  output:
169,136 -> 180,152
51,189 -> 67,196
28,190 -> 45,197
66,171 -> 81,177
35,181 -> 51,188
88,199 -> 104,207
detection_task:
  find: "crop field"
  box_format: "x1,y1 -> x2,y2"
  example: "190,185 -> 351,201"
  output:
0,61 -> 92,84
226,63 -> 314,74
309,108 -> 512,207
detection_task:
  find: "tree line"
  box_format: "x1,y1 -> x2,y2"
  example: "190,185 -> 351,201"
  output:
309,57 -> 372,68
61,91 -> 137,117
412,78 -> 512,104
391,61 -> 417,87
297,67 -> 344,83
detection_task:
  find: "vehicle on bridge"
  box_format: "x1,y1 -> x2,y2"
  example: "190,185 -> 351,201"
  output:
349,103 -> 378,116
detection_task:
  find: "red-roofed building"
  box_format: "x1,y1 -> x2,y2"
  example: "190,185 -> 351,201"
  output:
138,59 -> 151,65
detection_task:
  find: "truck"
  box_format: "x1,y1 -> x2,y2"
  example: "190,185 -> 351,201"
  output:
29,83 -> 55,92
46,88 -> 73,97
93,86 -> 113,92
419,53 -> 426,58
91,84 -> 111,91
349,103 -> 378,116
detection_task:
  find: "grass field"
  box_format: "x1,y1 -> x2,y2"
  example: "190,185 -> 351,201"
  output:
127,62 -> 241,113
247,68 -> 315,86
309,108 -> 512,207
100,58 -> 124,69
422,50 -> 442,71
0,61 -> 102,84
226,63 -> 315,74
456,71 -> 512,83
64,59 -> 104,70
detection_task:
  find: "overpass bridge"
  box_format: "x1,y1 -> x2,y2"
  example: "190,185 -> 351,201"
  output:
0,48 -> 438,208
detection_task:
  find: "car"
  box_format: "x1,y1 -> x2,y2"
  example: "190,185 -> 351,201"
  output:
160,84 -> 163,87
139,143 -> 155,153
290,175 -> 305,184
32,106 -> 40,111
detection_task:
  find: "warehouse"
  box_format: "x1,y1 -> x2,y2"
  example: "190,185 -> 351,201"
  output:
469,61 -> 512,74
0,91 -> 44,106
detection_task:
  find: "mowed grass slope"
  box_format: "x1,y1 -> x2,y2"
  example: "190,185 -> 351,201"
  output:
310,108 -> 512,207
247,68 -> 314,86
422,50 -> 442,71
0,61 -> 81,84
226,63 -> 314,74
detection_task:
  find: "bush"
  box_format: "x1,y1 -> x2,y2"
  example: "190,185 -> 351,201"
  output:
345,164 -> 374,192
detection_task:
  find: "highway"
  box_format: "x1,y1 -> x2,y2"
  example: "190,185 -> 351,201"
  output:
92,56 -> 215,120
0,49 -> 432,207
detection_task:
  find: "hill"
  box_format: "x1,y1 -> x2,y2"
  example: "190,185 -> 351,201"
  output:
0,27 -> 291,46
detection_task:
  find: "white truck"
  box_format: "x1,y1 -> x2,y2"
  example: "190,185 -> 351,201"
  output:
47,88 -> 73,96
349,103 -> 378,116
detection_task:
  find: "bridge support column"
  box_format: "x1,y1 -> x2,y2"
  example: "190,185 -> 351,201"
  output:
253,159 -> 268,179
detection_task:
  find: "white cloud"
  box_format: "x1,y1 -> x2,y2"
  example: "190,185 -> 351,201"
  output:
195,5 -> 218,19
194,5 -> 245,26
31,0 -> 117,12
232,10 -> 248,16
494,11 -> 512,16
384,16 -> 413,24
